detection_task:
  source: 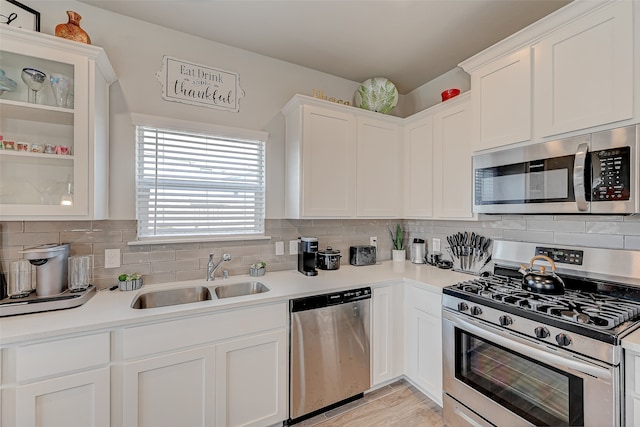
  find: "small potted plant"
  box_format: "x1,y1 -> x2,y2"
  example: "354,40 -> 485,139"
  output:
249,261 -> 266,277
117,273 -> 143,291
389,224 -> 406,262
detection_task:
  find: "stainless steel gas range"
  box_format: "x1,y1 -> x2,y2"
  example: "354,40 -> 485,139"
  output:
442,240 -> 640,427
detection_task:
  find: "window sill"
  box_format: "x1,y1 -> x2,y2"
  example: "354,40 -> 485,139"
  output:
128,235 -> 272,246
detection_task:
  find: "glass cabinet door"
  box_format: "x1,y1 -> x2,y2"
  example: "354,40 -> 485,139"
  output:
0,26 -> 113,219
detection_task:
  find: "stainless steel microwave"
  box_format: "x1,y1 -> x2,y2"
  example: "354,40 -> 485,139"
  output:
473,125 -> 639,214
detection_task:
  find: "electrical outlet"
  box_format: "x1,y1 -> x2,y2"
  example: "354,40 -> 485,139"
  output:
370,236 -> 377,248
289,240 -> 298,255
275,241 -> 284,256
105,248 -> 121,269
432,238 -> 441,253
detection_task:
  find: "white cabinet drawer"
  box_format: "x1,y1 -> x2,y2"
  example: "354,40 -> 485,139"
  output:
405,283 -> 441,316
16,332 -> 110,382
122,302 -> 287,359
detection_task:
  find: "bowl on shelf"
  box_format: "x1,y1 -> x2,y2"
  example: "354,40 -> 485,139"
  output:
0,69 -> 17,96
441,88 -> 461,102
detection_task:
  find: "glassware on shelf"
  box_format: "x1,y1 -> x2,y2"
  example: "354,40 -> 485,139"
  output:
0,69 -> 17,96
60,181 -> 73,206
21,68 -> 47,104
50,73 -> 72,107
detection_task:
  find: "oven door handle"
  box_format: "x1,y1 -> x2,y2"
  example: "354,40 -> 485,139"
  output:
447,313 -> 611,380
573,142 -> 590,212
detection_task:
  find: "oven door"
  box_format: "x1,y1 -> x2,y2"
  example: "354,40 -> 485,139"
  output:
442,310 -> 619,427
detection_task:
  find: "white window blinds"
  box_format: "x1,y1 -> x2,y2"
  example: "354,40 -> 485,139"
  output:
135,124 -> 266,239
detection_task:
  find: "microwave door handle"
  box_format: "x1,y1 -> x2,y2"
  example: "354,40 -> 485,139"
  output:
573,143 -> 589,212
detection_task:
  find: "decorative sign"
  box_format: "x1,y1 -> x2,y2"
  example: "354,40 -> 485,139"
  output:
156,56 -> 244,112
1,0 -> 40,31
312,89 -> 350,106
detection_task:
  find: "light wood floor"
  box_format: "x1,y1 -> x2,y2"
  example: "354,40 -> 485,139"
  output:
295,380 -> 445,427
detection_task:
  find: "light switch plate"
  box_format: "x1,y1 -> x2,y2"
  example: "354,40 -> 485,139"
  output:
105,248 -> 121,269
289,240 -> 298,255
275,241 -> 284,256
432,238 -> 441,253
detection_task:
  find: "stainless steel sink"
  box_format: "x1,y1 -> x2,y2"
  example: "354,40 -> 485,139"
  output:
214,281 -> 269,299
131,286 -> 212,309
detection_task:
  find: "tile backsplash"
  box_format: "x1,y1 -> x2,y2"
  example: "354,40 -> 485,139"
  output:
1,215 -> 639,289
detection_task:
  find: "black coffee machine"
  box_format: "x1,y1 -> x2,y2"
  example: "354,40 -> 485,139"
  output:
298,237 -> 318,276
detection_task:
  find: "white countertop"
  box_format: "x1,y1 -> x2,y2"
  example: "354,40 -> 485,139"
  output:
0,261 -> 472,345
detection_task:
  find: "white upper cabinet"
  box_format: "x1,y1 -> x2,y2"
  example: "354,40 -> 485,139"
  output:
0,26 -> 116,220
356,117 -> 401,217
534,0 -> 634,137
470,47 -> 532,151
284,102 -> 356,218
403,113 -> 434,218
432,95 -> 474,219
282,95 -> 403,219
462,0 -> 637,150
403,94 -> 474,220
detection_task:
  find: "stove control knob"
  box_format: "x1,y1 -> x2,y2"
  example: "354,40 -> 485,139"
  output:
555,333 -> 572,347
534,326 -> 550,339
470,306 -> 482,316
457,302 -> 469,312
499,315 -> 513,326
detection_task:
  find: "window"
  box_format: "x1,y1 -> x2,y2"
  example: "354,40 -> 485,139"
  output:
133,115 -> 267,240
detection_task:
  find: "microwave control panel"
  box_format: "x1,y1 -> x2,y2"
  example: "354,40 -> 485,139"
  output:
591,147 -> 631,201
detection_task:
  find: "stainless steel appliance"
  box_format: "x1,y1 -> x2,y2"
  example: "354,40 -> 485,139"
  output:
473,125 -> 639,214
297,236 -> 318,276
20,243 -> 70,296
410,238 -> 427,264
442,240 -> 640,427
316,246 -> 341,270
0,243 -> 96,317
288,287 -> 371,425
349,245 -> 377,266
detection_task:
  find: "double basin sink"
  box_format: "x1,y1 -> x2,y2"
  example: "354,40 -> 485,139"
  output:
131,281 -> 269,309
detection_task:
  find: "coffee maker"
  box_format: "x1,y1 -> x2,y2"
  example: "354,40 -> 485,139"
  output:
298,237 -> 318,276
19,243 -> 70,296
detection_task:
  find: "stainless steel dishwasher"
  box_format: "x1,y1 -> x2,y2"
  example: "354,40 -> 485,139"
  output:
288,287 -> 371,425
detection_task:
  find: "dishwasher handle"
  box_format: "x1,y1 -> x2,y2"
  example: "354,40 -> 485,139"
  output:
290,287 -> 371,312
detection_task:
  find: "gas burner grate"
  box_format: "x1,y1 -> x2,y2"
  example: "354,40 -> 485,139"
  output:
452,275 -> 640,330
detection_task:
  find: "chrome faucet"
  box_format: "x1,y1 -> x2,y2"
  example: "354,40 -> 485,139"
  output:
206,252 -> 231,281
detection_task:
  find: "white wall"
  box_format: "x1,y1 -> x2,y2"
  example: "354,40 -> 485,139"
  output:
30,1 -> 381,219
31,2 -> 470,221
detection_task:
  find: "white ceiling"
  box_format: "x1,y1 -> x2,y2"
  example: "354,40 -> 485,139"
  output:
82,0 -> 571,94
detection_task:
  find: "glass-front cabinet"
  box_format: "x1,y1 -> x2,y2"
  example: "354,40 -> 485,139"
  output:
0,26 -> 116,220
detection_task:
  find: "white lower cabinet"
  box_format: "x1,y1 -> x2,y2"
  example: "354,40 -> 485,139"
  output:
14,367 -> 110,427
1,332 -> 111,427
625,349 -> 640,426
122,346 -> 216,427
371,284 -> 403,386
215,330 -> 287,427
116,302 -> 288,427
404,283 -> 443,405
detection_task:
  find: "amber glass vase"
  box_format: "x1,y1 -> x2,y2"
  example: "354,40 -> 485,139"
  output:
55,11 -> 91,45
